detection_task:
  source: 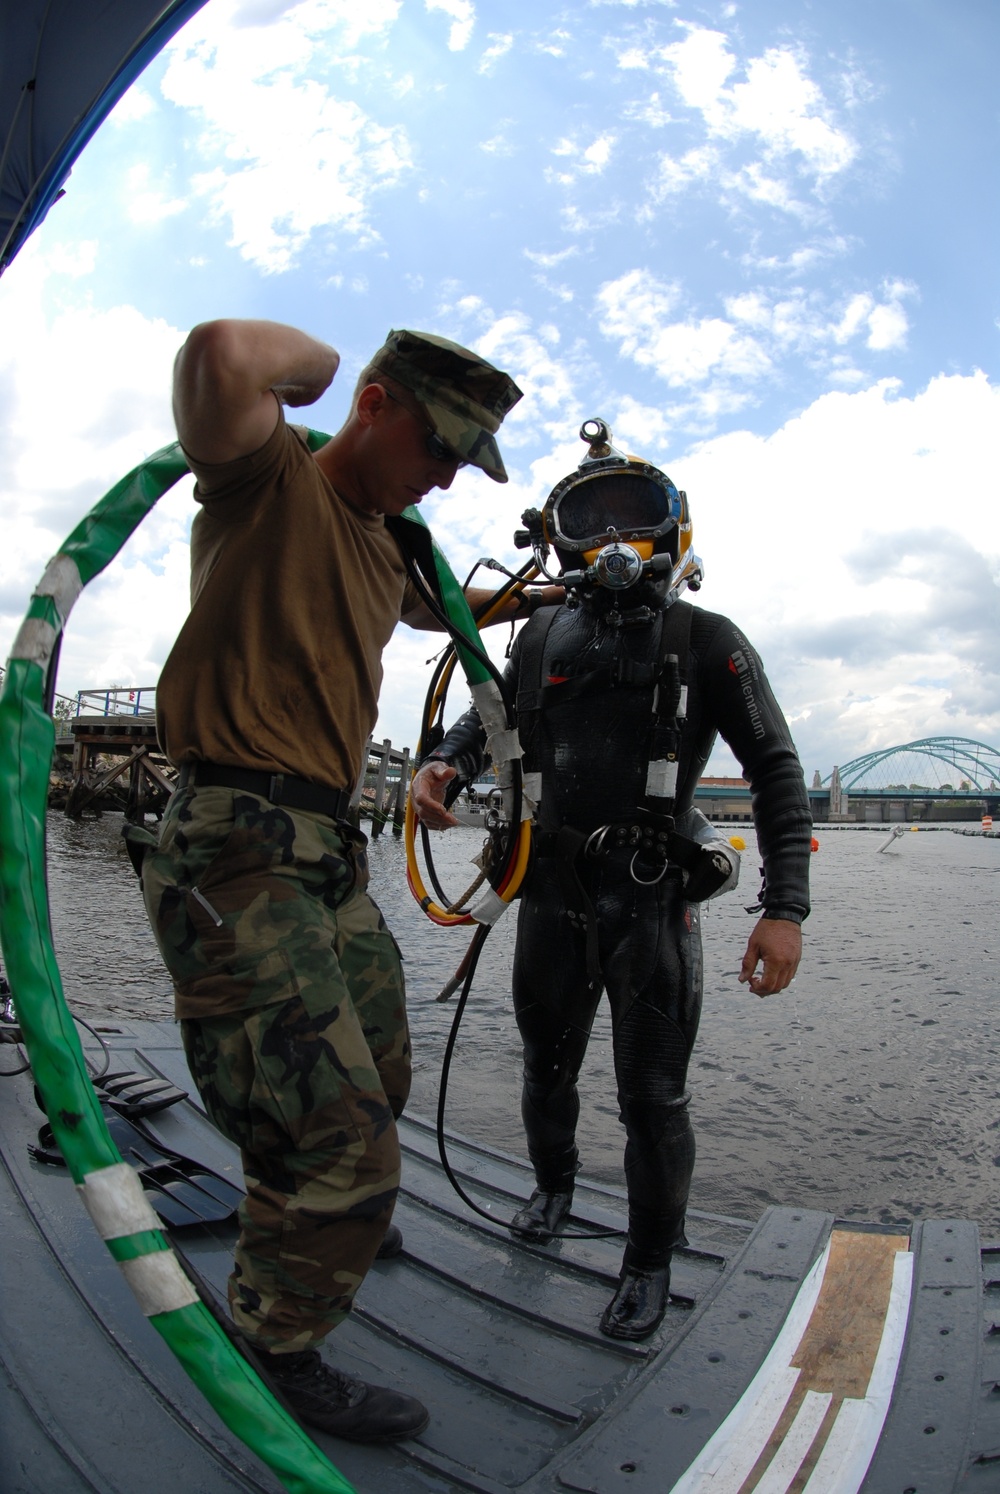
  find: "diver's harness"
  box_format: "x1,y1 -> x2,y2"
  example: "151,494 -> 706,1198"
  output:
513,598 -> 735,986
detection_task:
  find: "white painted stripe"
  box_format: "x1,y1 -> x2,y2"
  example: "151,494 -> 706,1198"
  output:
119,1251 -> 199,1316
697,1367 -> 801,1492
78,1163 -> 162,1239
802,1250 -> 913,1493
865,1250 -> 915,1405
754,1391 -> 832,1492
669,1240 -> 833,1492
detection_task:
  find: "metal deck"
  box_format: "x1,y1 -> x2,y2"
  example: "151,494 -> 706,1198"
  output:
2,1019 -> 999,1492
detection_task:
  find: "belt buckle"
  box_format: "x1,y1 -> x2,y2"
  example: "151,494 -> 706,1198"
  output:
268,773 -> 285,805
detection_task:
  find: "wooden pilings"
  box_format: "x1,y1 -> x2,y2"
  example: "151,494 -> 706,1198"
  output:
350,738 -> 411,837
64,716 -> 174,821
60,708 -> 412,836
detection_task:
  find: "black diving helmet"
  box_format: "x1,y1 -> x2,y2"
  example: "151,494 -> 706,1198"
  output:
516,419 -> 703,602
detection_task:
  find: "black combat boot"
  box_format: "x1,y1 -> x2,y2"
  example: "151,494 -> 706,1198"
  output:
510,1187 -> 574,1241
376,1223 -> 403,1258
256,1348 -> 429,1442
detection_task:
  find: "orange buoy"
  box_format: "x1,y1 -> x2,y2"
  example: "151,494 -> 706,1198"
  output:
810,837 -> 819,852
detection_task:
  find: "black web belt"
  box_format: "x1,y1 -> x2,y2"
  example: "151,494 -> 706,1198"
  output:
176,762 -> 352,821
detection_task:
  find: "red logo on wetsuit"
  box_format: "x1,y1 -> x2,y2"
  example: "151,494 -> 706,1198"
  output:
727,647 -> 765,741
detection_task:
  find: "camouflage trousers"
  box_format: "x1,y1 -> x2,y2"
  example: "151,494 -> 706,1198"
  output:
141,785 -> 410,1351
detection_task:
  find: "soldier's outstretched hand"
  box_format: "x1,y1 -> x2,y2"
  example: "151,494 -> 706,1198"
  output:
739,917 -> 802,997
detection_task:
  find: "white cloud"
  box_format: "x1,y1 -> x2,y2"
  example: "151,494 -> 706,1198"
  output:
725,280 -> 915,358
596,266 -> 681,335
474,311 -> 579,420
678,371 -> 1000,771
645,144 -> 719,200
534,28 -> 572,59
480,132 -> 516,157
624,91 -> 674,127
546,133 -> 617,185
109,86 -> 156,126
125,164 -> 187,225
159,0 -> 411,272
597,268 -> 770,391
478,33 -> 513,73
608,395 -> 673,455
742,237 -> 853,274
661,26 -> 857,179
425,0 -> 475,51
631,23 -> 859,224
0,241 -> 191,693
523,246 -> 579,269
595,270 -> 916,418
865,300 -> 909,352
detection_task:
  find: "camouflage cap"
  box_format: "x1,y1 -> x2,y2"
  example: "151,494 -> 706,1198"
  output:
369,329 -> 522,483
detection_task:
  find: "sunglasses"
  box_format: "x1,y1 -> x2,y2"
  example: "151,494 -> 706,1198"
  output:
383,387 -> 468,468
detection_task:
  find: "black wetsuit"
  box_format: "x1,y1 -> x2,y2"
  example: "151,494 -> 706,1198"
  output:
429,598 -> 811,1267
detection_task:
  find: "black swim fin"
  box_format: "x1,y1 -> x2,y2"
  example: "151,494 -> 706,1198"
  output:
97,1068 -> 190,1117
29,1108 -> 245,1229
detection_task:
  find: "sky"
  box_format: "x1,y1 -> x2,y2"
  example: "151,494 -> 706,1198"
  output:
1,0 -> 998,783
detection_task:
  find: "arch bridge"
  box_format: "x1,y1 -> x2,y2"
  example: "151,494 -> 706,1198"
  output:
823,738 -> 1000,794
817,737 -> 1000,823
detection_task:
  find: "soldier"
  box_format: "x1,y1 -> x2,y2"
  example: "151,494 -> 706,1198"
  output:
139,320 -> 555,1441
411,419 -> 811,1341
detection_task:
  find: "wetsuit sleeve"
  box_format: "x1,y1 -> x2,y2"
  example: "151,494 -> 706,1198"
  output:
698,617 -> 812,923
423,706 -> 488,784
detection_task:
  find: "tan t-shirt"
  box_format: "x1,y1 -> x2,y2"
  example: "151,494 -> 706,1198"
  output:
156,415 -> 421,789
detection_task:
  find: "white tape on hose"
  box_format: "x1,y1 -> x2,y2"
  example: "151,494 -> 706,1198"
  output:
10,617 -> 59,667
488,729 -> 522,766
35,554 -> 84,626
469,888 -> 509,925
119,1251 -> 199,1316
79,1162 -> 162,1238
522,771 -> 542,820
470,680 -> 507,738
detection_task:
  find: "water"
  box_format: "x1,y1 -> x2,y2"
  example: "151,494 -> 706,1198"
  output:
38,811 -> 1000,1235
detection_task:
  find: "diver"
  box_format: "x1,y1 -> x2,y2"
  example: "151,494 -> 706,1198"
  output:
410,419 -> 812,1341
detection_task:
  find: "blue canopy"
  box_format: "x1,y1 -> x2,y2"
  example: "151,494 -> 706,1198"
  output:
0,1 -> 208,275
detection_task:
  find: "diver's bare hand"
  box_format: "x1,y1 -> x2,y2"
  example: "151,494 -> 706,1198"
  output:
739,917 -> 802,997
410,761 -> 460,830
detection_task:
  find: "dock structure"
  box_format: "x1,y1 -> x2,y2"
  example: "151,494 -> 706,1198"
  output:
352,735 -> 412,837
58,686 -> 414,834
61,688 -> 173,822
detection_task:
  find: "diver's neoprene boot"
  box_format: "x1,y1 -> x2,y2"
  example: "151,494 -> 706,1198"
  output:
257,1349 -> 429,1442
600,1264 -> 671,1340
509,1187 -> 573,1241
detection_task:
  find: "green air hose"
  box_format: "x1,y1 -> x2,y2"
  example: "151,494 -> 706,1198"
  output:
1,436 -> 393,1494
